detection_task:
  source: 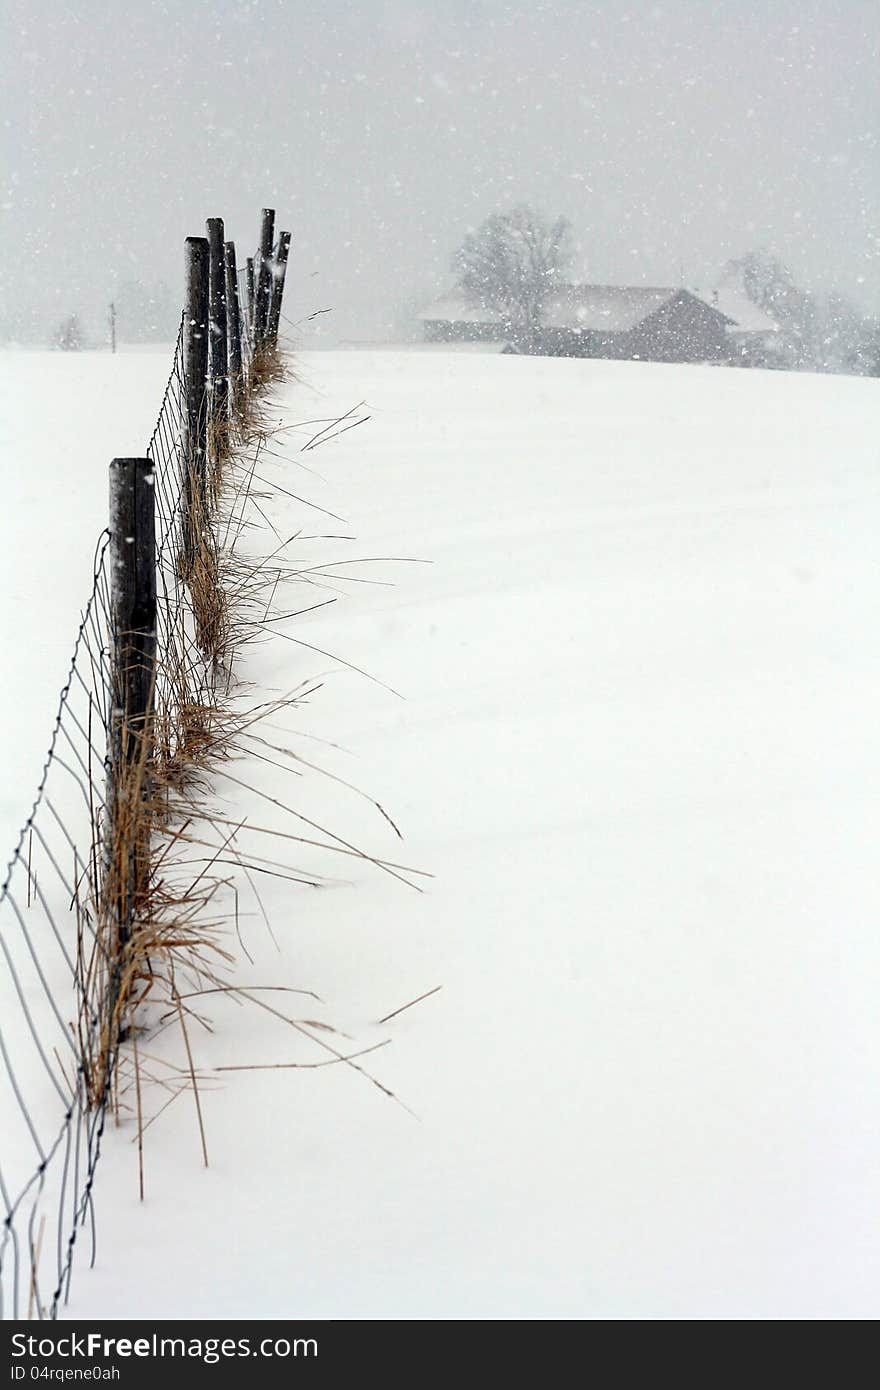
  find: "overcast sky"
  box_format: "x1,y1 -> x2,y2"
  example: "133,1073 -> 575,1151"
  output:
2,0 -> 878,344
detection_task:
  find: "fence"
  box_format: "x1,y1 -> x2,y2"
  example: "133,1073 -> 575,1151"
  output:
0,208 -> 291,1320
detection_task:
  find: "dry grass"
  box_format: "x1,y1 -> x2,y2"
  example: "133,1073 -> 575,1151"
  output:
81,345 -> 288,1104
79,336 -> 427,1185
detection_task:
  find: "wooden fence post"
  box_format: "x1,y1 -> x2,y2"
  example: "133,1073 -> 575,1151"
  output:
255,207 -> 275,348
245,257 -> 256,346
108,458 -> 156,947
224,241 -> 243,413
182,235 -> 209,572
266,230 -> 291,348
206,217 -> 228,425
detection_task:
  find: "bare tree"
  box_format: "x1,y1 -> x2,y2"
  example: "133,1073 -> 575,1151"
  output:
54,314 -> 83,351
731,250 -> 876,375
453,204 -> 573,346
729,251 -> 819,369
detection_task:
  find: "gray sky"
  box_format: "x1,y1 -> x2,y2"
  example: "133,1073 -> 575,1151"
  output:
2,0 -> 878,344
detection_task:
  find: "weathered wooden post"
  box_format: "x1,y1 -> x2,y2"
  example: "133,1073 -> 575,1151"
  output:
182,235 -> 209,572
245,257 -> 256,345
224,241 -> 243,413
255,207 -> 275,349
266,230 -> 291,348
206,216 -> 228,425
108,458 -> 156,948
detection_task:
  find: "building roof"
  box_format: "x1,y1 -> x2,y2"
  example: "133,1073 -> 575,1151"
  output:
702,288 -> 779,335
546,285 -> 680,331
420,284 -> 731,333
696,262 -> 780,335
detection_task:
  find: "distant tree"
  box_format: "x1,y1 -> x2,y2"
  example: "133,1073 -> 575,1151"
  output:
729,251 -> 817,370
812,291 -> 879,376
734,251 -> 802,321
730,252 -> 878,375
863,321 -> 880,377
452,204 -> 573,346
54,314 -> 83,351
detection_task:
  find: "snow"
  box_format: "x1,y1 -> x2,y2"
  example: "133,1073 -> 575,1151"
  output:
0,352 -> 174,848
2,347 -> 880,1320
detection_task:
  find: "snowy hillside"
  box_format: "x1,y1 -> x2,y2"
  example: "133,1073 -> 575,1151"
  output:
2,348 -> 879,1320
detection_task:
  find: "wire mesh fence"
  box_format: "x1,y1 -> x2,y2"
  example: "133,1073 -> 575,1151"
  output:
0,532 -> 115,1320
0,209 -> 290,1320
0,330 -> 198,1320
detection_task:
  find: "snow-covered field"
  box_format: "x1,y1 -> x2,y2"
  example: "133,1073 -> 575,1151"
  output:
2,348 -> 879,1319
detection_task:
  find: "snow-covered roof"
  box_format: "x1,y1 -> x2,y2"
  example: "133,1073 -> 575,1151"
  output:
545,285 -> 678,331
420,284 -> 729,333
702,288 -> 779,335
693,263 -> 780,335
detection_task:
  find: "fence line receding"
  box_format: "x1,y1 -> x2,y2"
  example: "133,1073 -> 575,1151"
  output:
0,208 -> 292,1320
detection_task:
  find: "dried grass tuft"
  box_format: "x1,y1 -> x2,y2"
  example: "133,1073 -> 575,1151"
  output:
84,330 -> 419,1174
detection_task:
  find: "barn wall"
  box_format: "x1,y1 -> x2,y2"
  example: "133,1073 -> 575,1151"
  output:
536,329 -> 639,359
634,295 -> 729,362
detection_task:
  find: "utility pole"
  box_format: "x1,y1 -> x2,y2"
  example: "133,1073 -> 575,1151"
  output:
109,302 -> 117,354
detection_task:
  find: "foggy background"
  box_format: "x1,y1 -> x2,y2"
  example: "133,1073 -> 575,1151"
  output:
2,0 -> 878,347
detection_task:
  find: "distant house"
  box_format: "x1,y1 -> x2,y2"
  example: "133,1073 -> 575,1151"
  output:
419,284 -> 735,364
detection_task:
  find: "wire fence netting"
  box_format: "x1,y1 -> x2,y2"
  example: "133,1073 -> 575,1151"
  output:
0,320 -> 220,1320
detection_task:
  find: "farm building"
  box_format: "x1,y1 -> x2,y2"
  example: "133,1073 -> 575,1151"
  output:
419,283 -> 773,364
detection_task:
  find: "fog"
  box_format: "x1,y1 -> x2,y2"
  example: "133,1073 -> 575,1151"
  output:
2,0 -> 878,345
